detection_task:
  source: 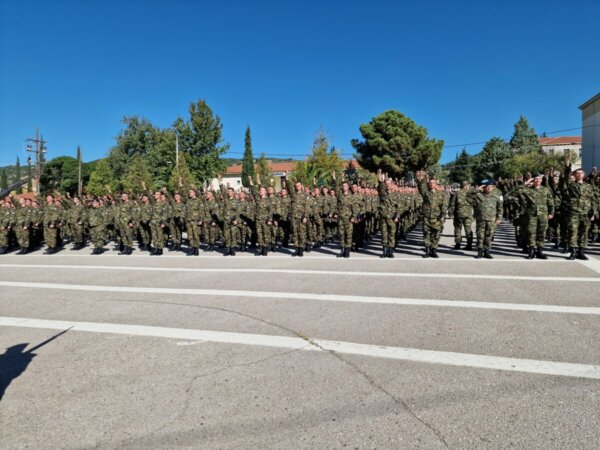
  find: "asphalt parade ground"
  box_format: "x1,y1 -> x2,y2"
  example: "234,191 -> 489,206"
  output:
1,221 -> 599,449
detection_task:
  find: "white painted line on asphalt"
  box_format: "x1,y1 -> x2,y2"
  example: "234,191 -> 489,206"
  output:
578,259 -> 600,275
1,316 -> 599,379
0,253 -> 575,261
1,281 -> 600,315
1,264 -> 598,282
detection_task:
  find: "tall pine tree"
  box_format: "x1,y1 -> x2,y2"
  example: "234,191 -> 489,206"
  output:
448,148 -> 472,184
0,169 -> 7,189
15,156 -> 21,182
509,116 -> 541,154
241,126 -> 255,187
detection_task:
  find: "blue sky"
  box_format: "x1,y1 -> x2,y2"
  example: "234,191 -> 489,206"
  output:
1,0 -> 599,167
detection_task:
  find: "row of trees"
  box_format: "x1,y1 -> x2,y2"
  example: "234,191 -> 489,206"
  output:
446,117 -> 564,184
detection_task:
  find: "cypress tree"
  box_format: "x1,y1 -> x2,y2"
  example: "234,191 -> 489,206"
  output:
241,126 -> 255,187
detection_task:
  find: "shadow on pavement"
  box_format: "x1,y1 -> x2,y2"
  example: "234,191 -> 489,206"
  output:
0,328 -> 70,402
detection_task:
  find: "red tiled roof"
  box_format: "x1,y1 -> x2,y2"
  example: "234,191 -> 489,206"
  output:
225,161 -> 296,175
539,136 -> 581,145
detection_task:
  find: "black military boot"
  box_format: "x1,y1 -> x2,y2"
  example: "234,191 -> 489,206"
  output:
536,247 -> 548,260
576,248 -> 589,261
483,249 -> 493,259
430,248 -> 439,258
262,246 -> 269,256
567,247 -> 576,260
207,244 -> 214,252
194,248 -> 199,256
0,247 -> 6,255
119,246 -> 128,255
91,247 -> 98,255
475,248 -> 483,259
465,236 -> 473,251
380,246 -> 388,258
526,247 -> 535,259
454,242 -> 461,250
387,247 -> 395,258
423,247 -> 430,258
336,247 -> 345,258
304,244 -> 312,253
343,248 -> 350,258
229,247 -> 236,256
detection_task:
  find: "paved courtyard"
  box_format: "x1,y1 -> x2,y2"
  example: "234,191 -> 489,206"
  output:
1,222 -> 599,449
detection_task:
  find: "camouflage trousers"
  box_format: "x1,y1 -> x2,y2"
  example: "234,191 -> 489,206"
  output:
525,214 -> 548,248
380,217 -> 397,248
138,222 -> 151,246
203,223 -> 218,244
453,214 -> 473,244
423,218 -> 443,249
291,219 -> 307,248
256,220 -> 273,246
170,219 -> 183,245
70,223 -> 85,244
44,225 -> 59,249
0,228 -> 9,247
89,226 -> 105,248
308,217 -> 324,243
187,220 -> 202,248
16,226 -> 30,249
151,223 -> 167,249
118,222 -> 134,247
223,222 -> 238,248
476,219 -> 496,250
338,220 -> 353,248
567,212 -> 590,249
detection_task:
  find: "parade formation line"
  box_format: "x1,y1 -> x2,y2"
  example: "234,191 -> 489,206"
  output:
1,264 -> 599,282
1,316 -> 599,379
1,281 -> 600,315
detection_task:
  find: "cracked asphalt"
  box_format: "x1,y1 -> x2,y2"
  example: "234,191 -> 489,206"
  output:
1,222 -> 599,449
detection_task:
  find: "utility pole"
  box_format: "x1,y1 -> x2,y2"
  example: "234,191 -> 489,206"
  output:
77,145 -> 82,197
25,128 -> 47,193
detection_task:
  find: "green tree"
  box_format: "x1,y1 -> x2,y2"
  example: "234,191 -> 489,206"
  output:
15,157 -> 21,182
471,137 -> 512,181
26,164 -> 32,191
123,154 -> 153,194
146,130 -> 177,189
168,152 -> 198,192
351,110 -> 443,178
509,116 -> 541,154
447,148 -> 472,184
241,126 -> 255,187
500,152 -> 563,177
173,99 -> 229,183
255,153 -> 271,185
0,169 -> 7,189
292,129 -> 344,185
40,156 -> 79,194
86,158 -> 116,195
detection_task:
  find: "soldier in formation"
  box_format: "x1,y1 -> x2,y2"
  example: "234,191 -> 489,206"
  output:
0,155 -> 598,259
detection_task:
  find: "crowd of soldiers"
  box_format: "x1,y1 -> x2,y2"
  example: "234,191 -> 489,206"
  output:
0,156 -> 598,260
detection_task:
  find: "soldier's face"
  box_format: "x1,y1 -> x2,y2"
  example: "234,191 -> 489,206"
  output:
484,185 -> 493,194
188,190 -> 195,198
574,170 -> 585,182
295,183 -> 302,192
46,196 -> 53,204
533,177 -> 542,187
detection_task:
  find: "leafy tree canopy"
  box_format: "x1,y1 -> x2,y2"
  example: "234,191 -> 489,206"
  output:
509,116 -> 541,154
351,110 -> 443,178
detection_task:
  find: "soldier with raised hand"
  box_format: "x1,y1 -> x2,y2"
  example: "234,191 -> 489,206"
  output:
248,174 -> 273,256
170,192 -> 186,252
473,181 -> 503,259
448,181 -> 474,250
87,198 -> 106,255
562,153 -> 596,260
521,173 -> 554,259
285,175 -> 310,257
42,193 -> 62,254
186,188 -> 203,256
217,175 -> 240,256
332,170 -> 357,258
14,198 -> 33,254
68,196 -> 86,250
377,169 -> 399,258
416,170 -> 448,258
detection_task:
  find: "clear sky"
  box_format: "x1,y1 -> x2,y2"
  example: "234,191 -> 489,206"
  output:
1,0 -> 599,167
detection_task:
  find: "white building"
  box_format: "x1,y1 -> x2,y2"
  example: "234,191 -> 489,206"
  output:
209,161 -> 296,191
539,136 -> 582,169
579,93 -> 600,171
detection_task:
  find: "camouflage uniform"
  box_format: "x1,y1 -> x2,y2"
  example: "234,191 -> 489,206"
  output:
473,190 -> 503,257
